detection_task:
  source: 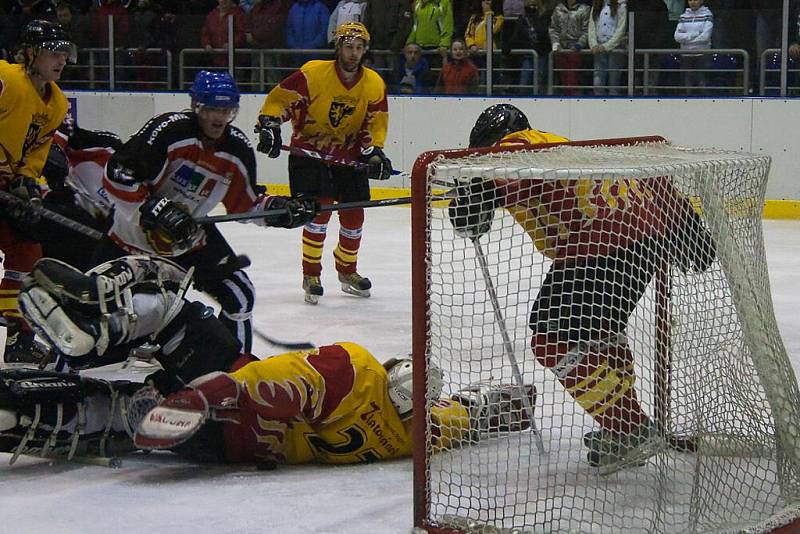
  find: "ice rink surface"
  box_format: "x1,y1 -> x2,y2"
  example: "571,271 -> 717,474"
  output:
2,208 -> 800,534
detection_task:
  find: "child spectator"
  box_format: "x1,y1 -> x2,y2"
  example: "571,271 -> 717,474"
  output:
201,0 -> 247,67
327,0 -> 367,44
588,0 -> 627,95
674,0 -> 713,93
549,0 -> 590,95
435,37 -> 479,94
393,42 -> 434,93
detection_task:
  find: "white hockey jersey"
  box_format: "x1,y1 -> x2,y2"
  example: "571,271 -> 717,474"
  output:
103,112 -> 262,256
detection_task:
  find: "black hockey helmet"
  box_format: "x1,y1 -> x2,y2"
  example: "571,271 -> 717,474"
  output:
469,104 -> 531,148
19,20 -> 77,64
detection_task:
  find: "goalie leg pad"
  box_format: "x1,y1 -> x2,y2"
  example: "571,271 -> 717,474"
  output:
134,372 -> 241,450
19,286 -> 100,357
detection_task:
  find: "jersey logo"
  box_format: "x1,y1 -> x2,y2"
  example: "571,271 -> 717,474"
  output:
329,99 -> 356,128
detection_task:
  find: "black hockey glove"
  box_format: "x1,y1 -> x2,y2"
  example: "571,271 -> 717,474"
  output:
667,205 -> 716,274
255,115 -> 282,159
447,178 -> 497,240
139,197 -> 198,248
360,146 -> 393,181
261,195 -> 320,229
1,175 -> 43,228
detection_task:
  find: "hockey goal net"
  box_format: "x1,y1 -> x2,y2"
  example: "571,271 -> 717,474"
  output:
410,136 -> 800,533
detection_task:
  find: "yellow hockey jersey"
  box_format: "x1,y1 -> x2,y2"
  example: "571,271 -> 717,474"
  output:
0,60 -> 69,180
224,342 -> 470,465
259,60 -> 388,161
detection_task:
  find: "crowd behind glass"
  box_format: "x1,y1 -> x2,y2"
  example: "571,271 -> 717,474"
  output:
1,0 -> 798,96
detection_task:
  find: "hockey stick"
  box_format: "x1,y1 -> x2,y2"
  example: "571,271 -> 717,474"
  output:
471,236 -> 547,455
194,196 -> 413,225
253,327 -> 315,350
281,145 -> 408,178
0,190 -> 103,241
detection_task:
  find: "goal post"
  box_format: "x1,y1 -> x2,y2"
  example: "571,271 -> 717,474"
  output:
410,137 -> 800,533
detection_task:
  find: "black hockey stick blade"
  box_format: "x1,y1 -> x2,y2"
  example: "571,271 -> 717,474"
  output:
253,327 -> 315,350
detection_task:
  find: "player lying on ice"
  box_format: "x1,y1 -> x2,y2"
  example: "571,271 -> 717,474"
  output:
449,104 -> 717,473
0,255 -> 535,466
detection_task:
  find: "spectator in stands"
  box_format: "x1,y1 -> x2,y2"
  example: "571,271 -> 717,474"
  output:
92,0 -> 130,48
6,1 -> 57,49
588,0 -> 627,95
56,3 -> 90,49
674,0 -> 713,94
435,37 -> 479,94
245,0 -> 289,84
327,0 -> 367,44
363,0 -> 413,74
286,0 -> 329,66
201,0 -> 247,67
393,42 -> 434,93
501,0 -> 555,94
549,0 -> 590,95
407,0 -> 453,68
791,5 -> 800,61
465,0 -> 504,54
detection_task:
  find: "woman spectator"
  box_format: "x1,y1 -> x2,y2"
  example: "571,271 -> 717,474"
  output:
588,0 -> 627,95
201,0 -> 247,67
407,0 -> 453,68
435,37 -> 479,94
465,0 -> 504,54
549,0 -> 590,95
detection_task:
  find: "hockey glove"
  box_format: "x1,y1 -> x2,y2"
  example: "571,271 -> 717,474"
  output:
259,195 -> 320,229
0,175 -> 43,228
255,115 -> 282,159
667,204 -> 716,274
451,382 -> 537,435
139,197 -> 198,249
360,146 -> 393,181
447,177 -> 497,240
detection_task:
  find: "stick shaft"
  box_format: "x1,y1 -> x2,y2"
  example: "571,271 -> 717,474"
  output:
0,190 -> 103,240
194,197 -> 412,225
281,145 -> 405,177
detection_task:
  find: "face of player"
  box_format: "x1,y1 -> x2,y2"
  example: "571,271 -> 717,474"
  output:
196,106 -> 237,140
337,38 -> 367,74
687,0 -> 703,9
31,48 -> 69,83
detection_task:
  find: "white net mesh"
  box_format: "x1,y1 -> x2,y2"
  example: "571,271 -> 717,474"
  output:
413,140 -> 800,533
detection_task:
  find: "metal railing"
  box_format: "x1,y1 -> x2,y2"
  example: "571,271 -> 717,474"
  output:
760,48 -> 800,95
60,48 -> 172,90
548,48 -> 750,96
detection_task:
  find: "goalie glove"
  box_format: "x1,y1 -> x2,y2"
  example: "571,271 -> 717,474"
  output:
256,194 -> 319,229
134,371 -> 241,450
255,115 -> 282,159
139,197 -> 199,252
360,146 -> 393,181
447,177 -> 497,240
450,382 -> 536,435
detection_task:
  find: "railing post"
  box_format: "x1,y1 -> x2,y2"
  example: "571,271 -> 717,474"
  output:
166,50 -> 172,90
486,13 -> 493,96
627,10 -> 635,96
107,15 -> 115,90
227,15 -> 235,77
643,52 -> 650,96
781,0 -> 790,96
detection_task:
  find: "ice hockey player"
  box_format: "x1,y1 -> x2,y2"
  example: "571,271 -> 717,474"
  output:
97,70 -> 319,352
449,104 -> 716,472
0,255 -> 536,466
255,21 -> 392,304
0,20 -> 73,366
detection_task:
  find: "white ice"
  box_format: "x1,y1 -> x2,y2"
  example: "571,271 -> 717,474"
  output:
2,208 -> 800,534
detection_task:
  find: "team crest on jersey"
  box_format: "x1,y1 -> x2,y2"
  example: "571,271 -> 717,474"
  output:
329,97 -> 356,128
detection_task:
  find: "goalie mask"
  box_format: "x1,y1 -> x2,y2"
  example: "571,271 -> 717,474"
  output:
385,358 -> 444,418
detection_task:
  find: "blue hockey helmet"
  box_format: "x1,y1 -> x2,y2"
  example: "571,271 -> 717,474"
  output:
189,70 -> 240,109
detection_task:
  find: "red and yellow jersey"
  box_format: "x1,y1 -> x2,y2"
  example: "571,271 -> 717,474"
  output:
259,60 -> 388,161
493,129 -> 670,261
224,342 -> 471,465
0,60 -> 68,181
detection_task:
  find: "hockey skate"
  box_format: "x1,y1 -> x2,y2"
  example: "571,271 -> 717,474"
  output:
2,320 -> 52,369
338,272 -> 371,298
302,275 -> 324,305
584,418 -> 664,475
